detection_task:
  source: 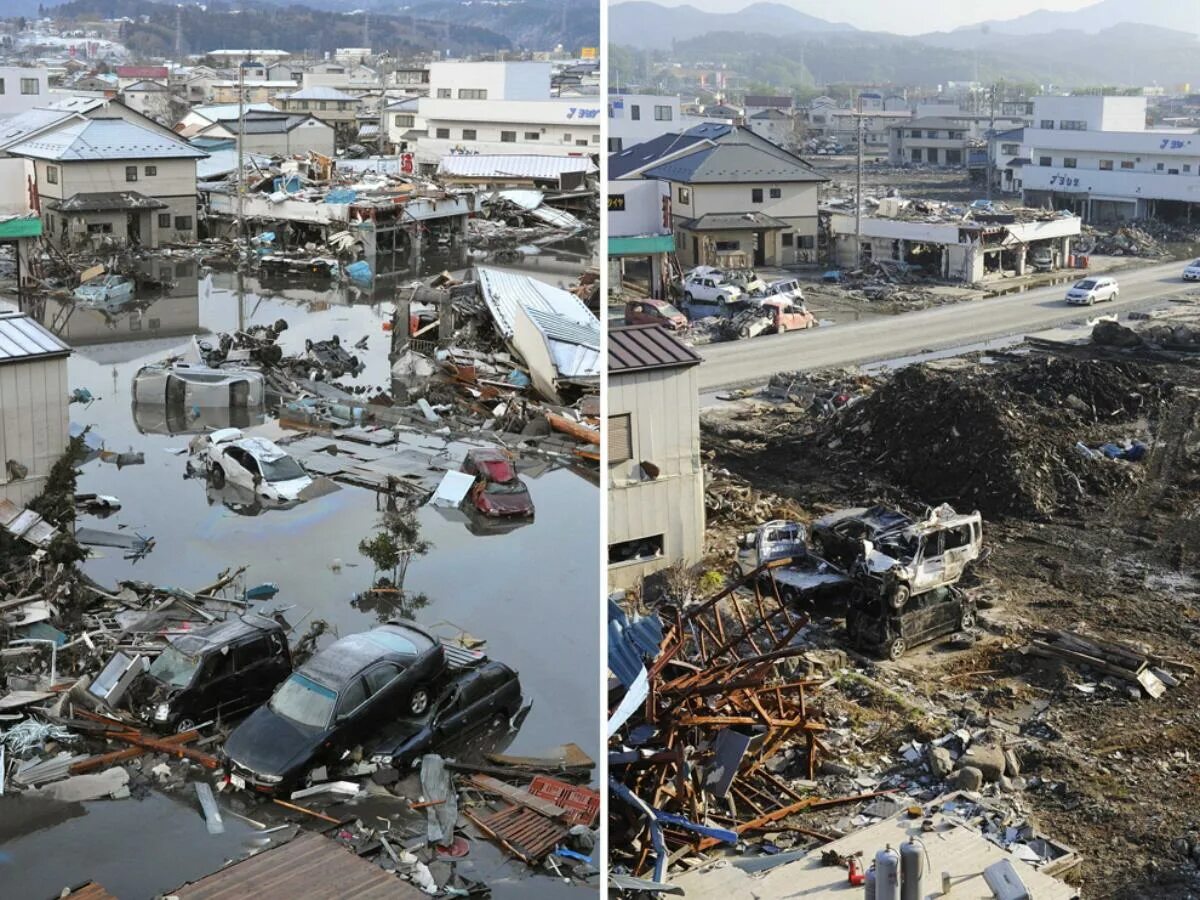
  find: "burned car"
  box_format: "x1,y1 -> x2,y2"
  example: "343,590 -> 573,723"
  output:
735,520 -> 850,605
223,620 -> 448,793
129,615 -> 291,733
367,659 -> 522,770
813,504 -> 982,609
847,585 -> 976,660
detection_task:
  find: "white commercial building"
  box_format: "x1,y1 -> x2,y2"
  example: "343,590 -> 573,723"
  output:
416,62 -> 600,168
607,93 -> 682,153
0,67 -> 50,119
1020,94 -> 1200,223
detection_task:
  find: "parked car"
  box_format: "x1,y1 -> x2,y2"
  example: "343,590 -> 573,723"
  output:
624,299 -> 688,331
1183,259 -> 1200,281
367,660 -> 522,770
1065,276 -> 1119,306
461,448 -> 534,518
132,364 -> 265,409
223,621 -> 451,793
186,428 -> 313,504
73,274 -> 134,309
847,586 -> 976,660
129,615 -> 291,733
725,299 -> 816,339
1029,246 -> 1055,272
813,504 -> 983,609
756,277 -> 807,306
682,270 -> 743,307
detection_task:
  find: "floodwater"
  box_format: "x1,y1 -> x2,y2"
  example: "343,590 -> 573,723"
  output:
0,254 -> 599,899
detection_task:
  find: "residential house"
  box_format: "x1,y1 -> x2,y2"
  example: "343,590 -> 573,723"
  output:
209,80 -> 297,105
888,117 -> 971,166
745,108 -> 795,150
3,115 -> 207,249
174,102 -> 278,139
0,157 -> 42,300
0,67 -> 49,118
385,97 -> 424,152
389,66 -> 431,97
62,75 -> 118,95
417,61 -> 600,167
1019,94 -> 1200,223
301,64 -> 379,95
989,127 -> 1029,195
114,65 -> 169,91
742,94 -> 792,119
274,85 -> 361,142
0,311 -> 71,506
189,109 -> 336,157
612,123 -> 827,267
608,324 -> 704,590
119,79 -> 172,124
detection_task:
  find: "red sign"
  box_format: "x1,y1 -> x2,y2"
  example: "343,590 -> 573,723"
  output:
401,153 -> 414,174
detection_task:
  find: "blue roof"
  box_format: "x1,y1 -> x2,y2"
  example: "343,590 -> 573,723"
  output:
608,131 -> 708,179
8,118 -> 208,161
641,142 -> 825,185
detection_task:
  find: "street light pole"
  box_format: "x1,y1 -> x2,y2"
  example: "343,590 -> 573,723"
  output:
855,93 -> 864,267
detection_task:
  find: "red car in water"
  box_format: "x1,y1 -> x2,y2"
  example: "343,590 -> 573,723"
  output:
461,449 -> 534,518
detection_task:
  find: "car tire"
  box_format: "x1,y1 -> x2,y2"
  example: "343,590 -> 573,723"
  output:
807,319 -> 815,329
209,464 -> 226,488
887,636 -> 907,660
409,686 -> 431,715
175,718 -> 195,733
331,335 -> 340,346
780,585 -> 800,606
1111,291 -> 1118,302
684,292 -> 694,302
304,338 -> 314,352
960,609 -> 976,630
778,324 -> 787,334
889,583 -> 910,610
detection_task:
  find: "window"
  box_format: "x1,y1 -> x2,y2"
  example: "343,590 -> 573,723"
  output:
458,88 -> 487,99
501,130 -> 516,142
158,213 -> 171,227
87,223 -> 113,234
393,114 -> 414,127
125,166 -> 138,182
318,101 -> 327,111
233,638 -> 270,670
751,188 -> 763,203
1099,160 -> 1113,171
1063,158 -> 1077,169
562,132 -> 572,142
949,131 -> 965,140
608,414 -> 632,464
201,650 -> 234,681
20,78 -> 39,95
437,88 -> 451,98
576,139 -> 588,146
364,664 -> 401,694
1169,168 -> 1180,175
910,129 -> 922,139
1059,120 -> 1086,131
714,240 -> 740,251
1039,156 -> 1052,167
927,148 -> 939,164
630,104 -> 640,121
174,216 -> 192,230
524,131 -> 540,140
144,165 -> 156,176
911,149 -> 922,162
945,148 -> 961,165
436,127 -> 450,139
1156,162 -> 1165,171
1120,160 -> 1134,169
1186,165 -> 1193,173
462,129 -> 476,140
1040,119 -> 1054,129
608,137 -> 622,152
769,187 -> 781,199
782,232 -> 794,247
798,235 -> 815,249
926,131 -> 940,140
1001,143 -> 1019,155
0,78 -> 4,95
336,678 -> 368,718
592,134 -> 600,143
654,105 -> 672,121
677,186 -> 690,204
609,535 -> 665,566
46,165 -> 57,184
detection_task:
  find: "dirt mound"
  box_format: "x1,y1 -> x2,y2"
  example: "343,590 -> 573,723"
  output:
824,358 -> 1168,518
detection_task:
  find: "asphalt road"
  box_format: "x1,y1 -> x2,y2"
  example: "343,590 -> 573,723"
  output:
697,259 -> 1196,391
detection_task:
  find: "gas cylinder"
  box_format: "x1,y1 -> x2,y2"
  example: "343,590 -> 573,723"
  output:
874,845 -> 901,900
864,864 -> 876,900
900,838 -> 924,900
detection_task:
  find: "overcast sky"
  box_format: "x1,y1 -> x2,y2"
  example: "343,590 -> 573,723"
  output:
614,0 -> 1099,35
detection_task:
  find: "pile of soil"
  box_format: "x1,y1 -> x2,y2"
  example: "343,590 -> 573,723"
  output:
823,358 -> 1170,518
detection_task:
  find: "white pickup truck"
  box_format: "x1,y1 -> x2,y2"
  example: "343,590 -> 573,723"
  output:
735,520 -> 850,604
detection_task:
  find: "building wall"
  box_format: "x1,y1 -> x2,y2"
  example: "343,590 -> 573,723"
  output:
607,94 -> 682,152
608,179 -> 670,238
1031,95 -> 1147,132
608,364 -> 704,590
668,180 -> 819,264
417,97 -> 600,163
121,88 -> 172,124
428,61 -> 551,102
0,356 -> 70,506
0,67 -> 50,118
745,115 -> 793,149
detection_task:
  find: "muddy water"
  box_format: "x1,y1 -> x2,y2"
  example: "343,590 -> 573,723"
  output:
0,260 -> 598,899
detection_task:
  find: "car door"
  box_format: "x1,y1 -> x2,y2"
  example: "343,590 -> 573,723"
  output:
232,635 -> 274,716
223,446 -> 257,489
330,675 -> 371,750
439,671 -> 487,739
192,646 -> 237,724
939,523 -> 975,585
900,594 -> 938,645
911,533 -> 944,593
361,662 -> 406,727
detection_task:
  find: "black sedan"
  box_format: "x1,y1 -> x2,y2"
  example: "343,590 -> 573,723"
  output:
367,660 -> 522,770
223,620 -> 447,793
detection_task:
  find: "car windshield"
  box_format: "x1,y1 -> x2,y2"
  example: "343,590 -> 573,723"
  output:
658,303 -> 682,318
1075,280 -> 1097,290
485,481 -> 526,495
1192,260 -> 1200,267
260,455 -> 306,482
269,673 -> 337,728
148,645 -> 200,687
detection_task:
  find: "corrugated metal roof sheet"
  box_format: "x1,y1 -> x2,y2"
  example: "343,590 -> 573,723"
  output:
609,324 -> 701,375
0,313 -> 71,365
281,85 -> 360,101
438,155 -> 596,181
642,143 -> 824,185
175,832 -> 424,899
7,118 -> 208,161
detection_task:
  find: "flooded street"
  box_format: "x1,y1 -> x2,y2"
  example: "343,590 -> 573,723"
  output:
0,256 -> 598,899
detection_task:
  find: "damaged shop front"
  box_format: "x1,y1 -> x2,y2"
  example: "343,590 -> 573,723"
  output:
826,203 -> 1081,283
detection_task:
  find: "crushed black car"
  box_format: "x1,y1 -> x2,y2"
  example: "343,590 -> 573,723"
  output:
222,620 -> 450,793
846,585 -> 976,660
129,615 -> 291,733
367,659 -> 522,771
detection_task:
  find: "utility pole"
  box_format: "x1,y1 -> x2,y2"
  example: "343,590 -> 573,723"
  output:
377,52 -> 389,155
236,59 -> 246,253
986,82 -> 996,202
363,11 -> 370,49
855,92 -> 864,267
174,5 -> 182,59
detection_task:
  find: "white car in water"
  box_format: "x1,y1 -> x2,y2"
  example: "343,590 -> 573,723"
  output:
186,428 -> 313,504
1183,259 -> 1200,281
1065,276 -> 1119,306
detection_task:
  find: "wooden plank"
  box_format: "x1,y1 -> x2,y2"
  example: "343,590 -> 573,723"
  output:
465,773 -> 568,819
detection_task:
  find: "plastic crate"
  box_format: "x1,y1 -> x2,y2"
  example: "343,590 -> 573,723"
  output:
528,775 -> 600,827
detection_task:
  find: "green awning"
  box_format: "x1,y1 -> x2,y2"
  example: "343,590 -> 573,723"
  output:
609,234 -> 675,256
0,217 -> 42,240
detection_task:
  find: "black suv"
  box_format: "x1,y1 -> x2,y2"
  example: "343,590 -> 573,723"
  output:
367,660 -> 522,770
846,586 -> 976,660
223,620 -> 449,793
130,615 -> 291,733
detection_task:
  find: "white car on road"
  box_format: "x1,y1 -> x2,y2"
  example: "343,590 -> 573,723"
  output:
1065,276 -> 1119,306
682,269 -> 743,306
187,428 -> 313,504
1183,259 -> 1200,281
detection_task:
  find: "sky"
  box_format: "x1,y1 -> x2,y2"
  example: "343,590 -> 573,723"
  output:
613,0 -> 1099,35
